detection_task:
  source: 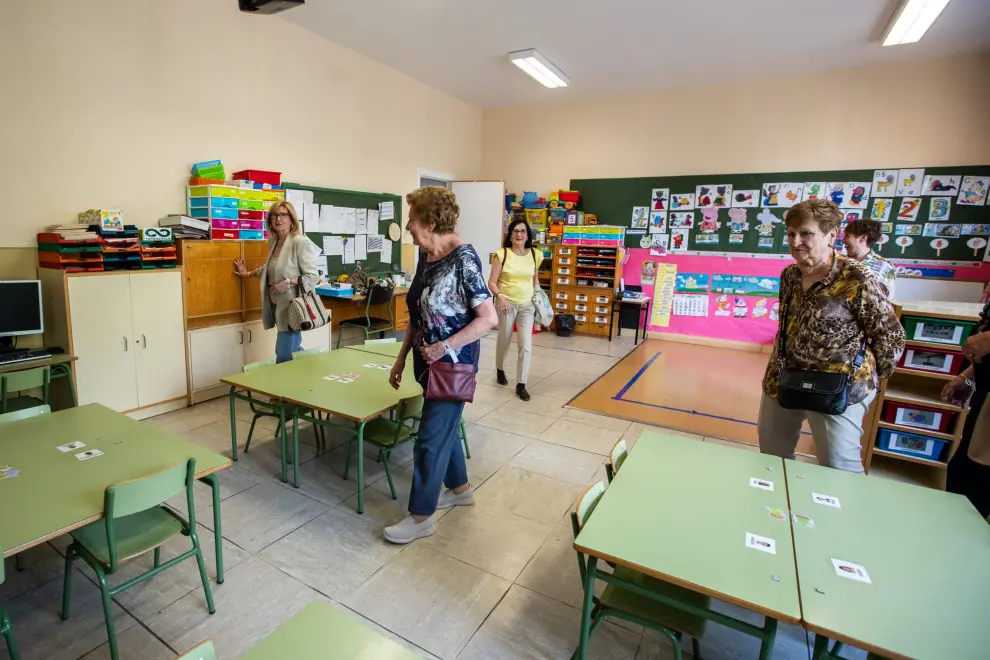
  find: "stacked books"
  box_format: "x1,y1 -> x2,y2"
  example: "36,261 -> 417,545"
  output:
158,215 -> 209,240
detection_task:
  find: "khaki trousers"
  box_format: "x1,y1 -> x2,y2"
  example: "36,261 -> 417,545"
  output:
496,302 -> 535,384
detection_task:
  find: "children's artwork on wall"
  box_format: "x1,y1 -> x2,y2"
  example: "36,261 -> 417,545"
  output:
875,234 -> 890,252
696,184 -> 733,208
930,238 -> 950,256
695,233 -> 720,245
649,211 -> 668,233
756,208 -> 781,227
870,198 -> 894,222
728,208 -> 750,232
897,197 -> 922,221
651,188 -> 670,211
895,236 -> 914,254
881,222 -> 893,233
923,223 -> 961,238
962,224 -> 990,236
698,209 -> 718,233
760,183 -> 803,208
641,260 -> 658,284
729,233 -> 745,244
922,174 -> 961,195
967,237 -> 988,256
670,211 -> 695,229
670,193 -> 695,210
929,197 -> 952,221
757,222 -> 775,236
803,182 -> 826,202
770,300 -> 780,322
650,233 -> 669,256
714,295 -> 732,317
758,237 -> 775,248
872,170 -> 897,197
958,175 -> 988,206
733,297 -> 748,318
745,276 -> 781,296
639,234 -> 653,248
895,169 -> 925,197
631,206 -> 649,228
670,228 -> 689,252
752,299 -> 769,319
674,273 -> 710,293
843,210 -> 864,223
843,183 -> 872,209
732,190 -> 759,208
826,182 -> 848,206
895,224 -> 922,236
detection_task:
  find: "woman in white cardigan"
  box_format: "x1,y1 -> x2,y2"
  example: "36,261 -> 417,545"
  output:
233,201 -> 318,363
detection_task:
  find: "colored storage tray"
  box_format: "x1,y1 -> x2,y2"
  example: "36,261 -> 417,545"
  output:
238,209 -> 264,220
898,347 -> 965,375
210,208 -> 239,220
261,190 -> 285,201
189,196 -> 240,209
881,402 -> 954,433
37,232 -> 101,246
212,219 -> 240,230
211,229 -> 239,240
238,220 -> 264,230
233,169 -> 281,186
39,252 -> 103,269
141,261 -> 177,269
877,428 -> 949,462
902,316 -> 977,347
189,185 -> 240,198
237,189 -> 264,201
237,199 -> 264,211
239,229 -> 265,241
188,177 -> 225,186
38,243 -> 101,253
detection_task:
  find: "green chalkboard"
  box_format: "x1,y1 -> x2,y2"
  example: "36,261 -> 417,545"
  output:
284,182 -> 402,276
572,166 -> 990,261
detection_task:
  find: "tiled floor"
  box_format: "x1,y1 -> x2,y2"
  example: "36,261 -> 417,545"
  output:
1,332 -> 868,660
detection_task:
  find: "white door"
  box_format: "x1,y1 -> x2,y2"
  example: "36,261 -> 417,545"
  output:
188,324 -> 248,391
450,181 -> 506,280
243,320 -> 277,365
67,274 -> 138,411
130,272 -> 188,407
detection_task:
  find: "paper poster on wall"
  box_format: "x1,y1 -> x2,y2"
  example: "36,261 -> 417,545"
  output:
727,208 -> 750,233
732,297 -> 748,318
872,170 -> 897,197
696,184 -> 732,208
672,294 -> 709,317
711,274 -> 747,295
803,182 -> 826,201
897,197 -> 922,220
304,203 -> 320,232
316,255 -> 328,279
843,182 -> 872,209
895,236 -> 914,254
881,223 -> 893,233
342,237 -> 355,264
871,198 -> 894,222
650,263 -> 677,327
367,234 -> 384,252
356,208 -> 368,234
650,234 -> 669,256
651,188 -> 670,211
631,206 -> 649,228
756,208 -> 782,227
744,275 -> 781,296
674,273 -> 710,293
842,210 -> 864,223
752,299 -> 770,319
729,234 -> 745,244
966,237 -> 988,256
922,174 -> 961,195
670,228 -> 689,252
332,207 -> 346,233
381,239 -> 393,262
732,190 -> 759,208
929,197 -> 952,221
319,205 -> 334,233
875,235 -> 890,252
368,209 -> 380,234
670,192 -> 696,210
379,201 -> 395,221
713,295 -> 732,317
670,212 -> 694,229
649,211 -> 668,233
958,175 -> 989,206
896,169 -> 925,197
761,183 -> 803,208
895,224 -> 922,236
641,260 -> 658,284
962,224 -> 990,236
923,223 -> 961,238
758,237 -> 775,248
699,209 -> 719,233
696,234 -> 720,245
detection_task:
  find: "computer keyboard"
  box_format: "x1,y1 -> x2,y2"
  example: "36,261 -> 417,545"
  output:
0,349 -> 51,365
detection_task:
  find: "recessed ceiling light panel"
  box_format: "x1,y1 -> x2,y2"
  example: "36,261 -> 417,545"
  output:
508,49 -> 569,88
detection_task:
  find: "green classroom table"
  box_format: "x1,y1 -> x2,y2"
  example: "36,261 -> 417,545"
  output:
241,600 -> 420,659
785,459 -> 990,660
573,431 -> 800,660
344,342 -> 403,358
0,404 -> 230,582
221,348 -> 421,512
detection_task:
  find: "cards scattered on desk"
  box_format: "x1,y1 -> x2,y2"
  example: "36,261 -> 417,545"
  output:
324,373 -> 359,384
749,477 -> 774,491
75,449 -> 103,461
362,363 -> 392,371
792,513 -> 816,529
57,441 -> 86,452
745,532 -> 776,554
812,493 -> 841,508
764,507 -> 787,521
0,465 -> 20,480
832,558 -> 871,584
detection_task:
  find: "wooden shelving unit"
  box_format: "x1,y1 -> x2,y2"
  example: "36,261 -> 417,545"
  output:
550,244 -> 620,337
863,301 -> 984,489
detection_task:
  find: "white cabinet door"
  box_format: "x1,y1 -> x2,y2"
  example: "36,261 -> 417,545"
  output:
130,272 -> 188,407
189,325 -> 247,392
243,321 -> 277,366
299,326 -> 332,354
67,274 -> 138,411
451,180 -> 505,281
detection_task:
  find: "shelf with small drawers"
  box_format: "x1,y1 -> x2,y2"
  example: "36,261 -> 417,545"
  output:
550,244 -> 620,337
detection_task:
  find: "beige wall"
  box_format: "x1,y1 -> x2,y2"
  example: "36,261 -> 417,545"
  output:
482,54 -> 990,194
0,0 -> 482,276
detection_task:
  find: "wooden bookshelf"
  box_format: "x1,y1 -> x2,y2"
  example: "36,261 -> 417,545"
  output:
549,243 -> 620,337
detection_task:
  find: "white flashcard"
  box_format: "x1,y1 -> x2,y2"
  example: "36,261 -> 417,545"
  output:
362,364 -> 378,368
832,558 -> 871,584
745,533 -> 776,554
337,378 -> 354,384
749,477 -> 774,491
812,493 -> 841,508
57,441 -> 86,453
75,449 -> 103,461
323,375 -> 340,381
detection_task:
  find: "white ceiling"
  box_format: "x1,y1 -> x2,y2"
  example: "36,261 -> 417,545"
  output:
285,0 -> 990,108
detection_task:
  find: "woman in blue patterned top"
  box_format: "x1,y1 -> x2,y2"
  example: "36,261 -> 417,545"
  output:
385,186 -> 498,544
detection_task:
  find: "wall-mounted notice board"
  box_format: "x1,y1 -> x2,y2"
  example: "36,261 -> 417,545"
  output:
572,167 -> 990,262
283,181 -> 402,276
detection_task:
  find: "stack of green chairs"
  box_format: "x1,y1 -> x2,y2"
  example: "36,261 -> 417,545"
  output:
0,366 -> 50,414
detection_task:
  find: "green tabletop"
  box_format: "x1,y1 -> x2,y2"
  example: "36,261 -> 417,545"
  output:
222,348 -> 420,422
575,431 -> 801,623
242,600 -> 420,659
343,342 -> 403,358
785,459 -> 990,660
0,353 -> 76,376
0,404 -> 229,558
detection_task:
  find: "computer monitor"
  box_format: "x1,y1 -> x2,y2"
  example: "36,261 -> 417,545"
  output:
0,280 -> 44,342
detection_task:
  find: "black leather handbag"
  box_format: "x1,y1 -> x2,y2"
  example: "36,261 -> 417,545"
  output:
776,330 -> 867,416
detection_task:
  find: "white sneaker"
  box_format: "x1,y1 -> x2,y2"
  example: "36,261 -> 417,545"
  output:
437,485 -> 475,509
383,516 -> 435,544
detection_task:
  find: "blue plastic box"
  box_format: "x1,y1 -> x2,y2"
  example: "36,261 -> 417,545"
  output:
239,229 -> 265,241
877,428 -> 949,462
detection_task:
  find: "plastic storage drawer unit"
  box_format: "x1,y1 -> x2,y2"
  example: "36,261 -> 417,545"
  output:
877,429 -> 950,462
902,316 -> 977,347
881,402 -> 954,433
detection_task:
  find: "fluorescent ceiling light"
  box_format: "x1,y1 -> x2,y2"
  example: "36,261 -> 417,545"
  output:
882,0 -> 951,46
509,49 -> 569,88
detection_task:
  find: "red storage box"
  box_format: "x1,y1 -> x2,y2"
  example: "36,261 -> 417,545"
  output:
238,209 -> 264,220
232,169 -> 281,186
558,190 -> 580,203
882,402 -> 954,433
898,347 -> 965,375
211,229 -> 239,240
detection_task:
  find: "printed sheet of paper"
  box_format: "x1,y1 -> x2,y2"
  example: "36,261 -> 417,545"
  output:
323,236 -> 343,257
356,208 -> 368,234
380,201 -> 395,221
650,263 -> 677,327
672,294 -> 709,317
331,207 -> 346,234
355,234 -> 368,261
319,205 -> 335,233
304,203 -> 320,233
343,208 -> 357,234
381,239 -> 393,262
367,234 -> 384,253
285,189 -> 305,213
368,209 -> 380,234
342,237 -> 355,264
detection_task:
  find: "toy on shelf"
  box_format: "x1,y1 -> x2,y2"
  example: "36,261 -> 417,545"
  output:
549,190 -> 581,211
79,209 -> 123,232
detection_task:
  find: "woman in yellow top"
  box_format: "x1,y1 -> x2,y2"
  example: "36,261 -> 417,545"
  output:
488,219 -> 543,401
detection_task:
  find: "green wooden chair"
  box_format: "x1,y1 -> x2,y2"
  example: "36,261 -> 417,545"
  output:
177,640 -> 216,660
816,641 -> 885,660
336,279 -> 395,347
605,439 -> 628,483
0,552 -> 20,660
347,395 -> 422,499
571,481 -> 708,660
290,347 -> 330,449
239,359 -> 283,455
0,366 -> 50,415
61,458 -> 215,660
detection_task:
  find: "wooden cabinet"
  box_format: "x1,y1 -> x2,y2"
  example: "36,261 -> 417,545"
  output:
242,241 -> 269,313
549,244 -> 619,337
40,270 -> 188,418
180,242 -> 242,320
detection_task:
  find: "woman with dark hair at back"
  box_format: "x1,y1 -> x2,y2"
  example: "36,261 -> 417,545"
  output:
488,219 -> 543,401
